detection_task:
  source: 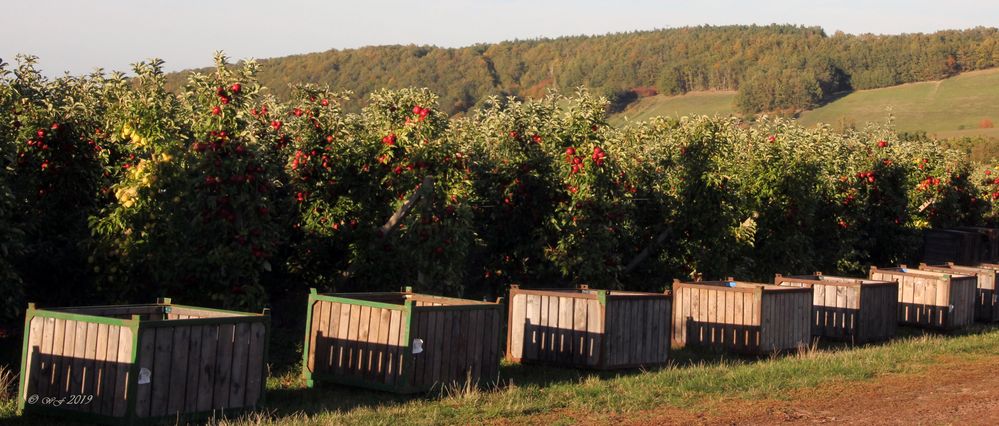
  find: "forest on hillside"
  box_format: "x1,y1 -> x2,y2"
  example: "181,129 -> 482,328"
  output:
164,25 -> 999,115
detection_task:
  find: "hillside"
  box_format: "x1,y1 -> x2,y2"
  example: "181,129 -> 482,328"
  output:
798,68 -> 999,138
609,68 -> 999,139
610,91 -> 737,125
164,25 -> 999,116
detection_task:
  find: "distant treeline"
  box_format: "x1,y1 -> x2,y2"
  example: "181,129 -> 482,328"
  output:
164,24 -> 999,115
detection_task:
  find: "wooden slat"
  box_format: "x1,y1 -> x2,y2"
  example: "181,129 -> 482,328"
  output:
64,320 -> 86,397
134,327 -> 155,417
345,305 -> 361,374
335,303 -> 351,376
161,326 -> 189,415
410,311 -> 426,388
212,324 -> 235,409
184,325 -> 203,413
99,325 -> 120,416
312,301 -> 328,372
431,312 -> 451,382
356,306 -> 371,377
440,310 -> 453,386
228,323 -> 251,408
48,318 -> 67,399
149,327 -> 173,417
24,317 -> 44,403
245,322 -> 266,407
572,297 -> 586,365
112,327 -> 133,418
485,310 -> 500,382
374,308 -> 392,383
525,294 -> 541,360
166,307 -> 241,319
385,309 -> 401,385
364,308 -> 382,382
469,309 -> 483,383
326,301 -> 341,373
87,323 -> 108,414
586,299 -> 601,367
427,311 -> 443,388
509,294 -> 526,360
36,317 -> 55,399
196,325 -> 218,412
548,296 -> 560,363
455,310 -> 471,384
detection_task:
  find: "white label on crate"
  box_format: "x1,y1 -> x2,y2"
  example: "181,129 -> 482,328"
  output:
138,368 -> 151,384
412,338 -> 424,354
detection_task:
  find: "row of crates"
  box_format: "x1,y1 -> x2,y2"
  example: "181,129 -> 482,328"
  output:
18,261 -> 998,423
15,225 -> 999,423
923,226 -> 999,265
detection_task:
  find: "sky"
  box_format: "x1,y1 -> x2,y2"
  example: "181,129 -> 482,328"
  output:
2,0 -> 997,77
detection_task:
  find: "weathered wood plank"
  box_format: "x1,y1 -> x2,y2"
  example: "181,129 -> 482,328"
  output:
313,300 -> 329,372
228,323 -> 250,409
335,303 -> 351,376
525,294 -> 541,360
99,324 -> 120,416
165,326 -> 190,415
586,299 -> 601,367
149,327 -> 173,417
195,325 -> 218,412
245,322 -> 266,407
24,317 -> 44,403
111,327 -> 132,418
509,294 -> 526,360
385,309 -> 401,385
183,325 -> 203,413
134,327 -> 155,418
212,324 -> 236,409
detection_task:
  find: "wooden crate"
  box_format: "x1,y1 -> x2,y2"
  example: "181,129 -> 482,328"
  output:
774,273 -> 898,343
923,229 -> 983,265
505,285 -> 671,370
17,298 -> 269,424
671,279 -> 812,354
869,266 -> 977,330
955,227 -> 999,262
302,287 -> 502,394
920,262 -> 999,322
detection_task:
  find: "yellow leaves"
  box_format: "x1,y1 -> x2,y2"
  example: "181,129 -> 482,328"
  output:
121,123 -> 153,148
160,153 -> 173,163
114,186 -> 138,208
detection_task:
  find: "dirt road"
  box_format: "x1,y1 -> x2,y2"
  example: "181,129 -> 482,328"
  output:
617,355 -> 999,425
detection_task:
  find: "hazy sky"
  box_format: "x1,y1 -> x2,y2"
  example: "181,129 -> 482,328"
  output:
2,0 -> 997,77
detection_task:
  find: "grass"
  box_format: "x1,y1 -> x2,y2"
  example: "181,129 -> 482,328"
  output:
798,68 -> 999,136
609,91 -> 737,126
2,324 -> 997,425
608,69 -> 999,139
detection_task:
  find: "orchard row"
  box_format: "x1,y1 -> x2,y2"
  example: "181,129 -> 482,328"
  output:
0,54 -> 991,319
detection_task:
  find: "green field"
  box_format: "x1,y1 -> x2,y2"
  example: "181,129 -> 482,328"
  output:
610,91 -> 737,125
799,68 -> 999,137
611,69 -> 999,139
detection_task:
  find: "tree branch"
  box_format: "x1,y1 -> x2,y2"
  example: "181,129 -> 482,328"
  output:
624,226 -> 672,274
